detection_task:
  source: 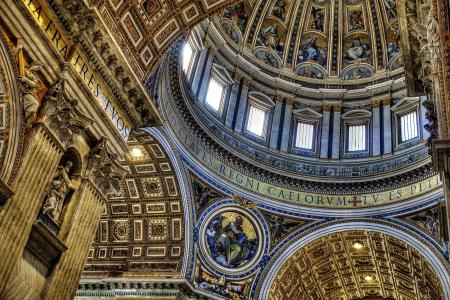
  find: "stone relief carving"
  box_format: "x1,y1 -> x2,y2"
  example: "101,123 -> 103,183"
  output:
42,161 -> 74,223
422,98 -> 439,148
38,70 -> 94,146
18,61 -> 42,128
87,137 -> 128,198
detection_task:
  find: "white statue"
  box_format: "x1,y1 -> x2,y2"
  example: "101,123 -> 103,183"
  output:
18,61 -> 42,128
42,161 -> 74,222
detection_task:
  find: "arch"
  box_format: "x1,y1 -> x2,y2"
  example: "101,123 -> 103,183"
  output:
82,129 -> 193,278
139,127 -> 196,278
60,147 -> 83,177
0,29 -> 24,193
257,220 -> 450,299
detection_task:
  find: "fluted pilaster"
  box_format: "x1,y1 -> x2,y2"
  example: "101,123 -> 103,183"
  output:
0,126 -> 63,296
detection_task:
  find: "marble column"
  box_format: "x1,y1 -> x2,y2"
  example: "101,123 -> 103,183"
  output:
191,49 -> 208,95
372,100 -> 381,156
41,180 -> 104,300
225,75 -> 241,128
280,99 -> 294,152
331,105 -> 342,159
0,126 -> 63,296
233,79 -> 250,132
383,98 -> 392,154
320,104 -> 331,158
270,97 -> 284,149
197,49 -> 215,102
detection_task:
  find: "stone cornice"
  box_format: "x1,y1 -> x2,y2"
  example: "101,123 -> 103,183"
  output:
77,278 -> 212,300
49,0 -> 162,127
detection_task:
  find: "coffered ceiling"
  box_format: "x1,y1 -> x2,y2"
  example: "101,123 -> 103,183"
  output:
84,0 -> 240,80
269,231 -> 444,300
83,131 -> 185,277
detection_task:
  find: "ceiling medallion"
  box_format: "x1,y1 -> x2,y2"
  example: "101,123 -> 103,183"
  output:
199,206 -> 264,275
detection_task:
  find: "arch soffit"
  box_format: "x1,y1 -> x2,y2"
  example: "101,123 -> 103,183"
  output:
257,220 -> 450,300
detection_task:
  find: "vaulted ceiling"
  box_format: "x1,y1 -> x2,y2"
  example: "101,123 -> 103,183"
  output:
83,131 -> 185,277
269,231 -> 444,300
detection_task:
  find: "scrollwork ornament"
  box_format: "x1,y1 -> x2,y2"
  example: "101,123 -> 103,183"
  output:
37,70 -> 94,146
87,137 -> 128,199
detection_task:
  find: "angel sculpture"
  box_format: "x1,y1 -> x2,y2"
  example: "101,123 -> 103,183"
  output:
18,61 -> 42,128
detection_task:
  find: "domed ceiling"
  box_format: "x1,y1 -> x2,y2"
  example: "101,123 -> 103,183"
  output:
218,0 -> 403,80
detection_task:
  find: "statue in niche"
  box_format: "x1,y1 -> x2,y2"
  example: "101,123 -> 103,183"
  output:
42,161 -> 74,223
423,100 -> 439,147
18,61 -> 42,128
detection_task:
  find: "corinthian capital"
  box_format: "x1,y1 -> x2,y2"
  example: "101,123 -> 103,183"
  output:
87,137 -> 128,199
37,75 -> 94,147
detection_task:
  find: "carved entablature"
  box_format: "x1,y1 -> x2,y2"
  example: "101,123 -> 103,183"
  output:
37,75 -> 94,148
52,0 -> 161,127
87,137 -> 128,200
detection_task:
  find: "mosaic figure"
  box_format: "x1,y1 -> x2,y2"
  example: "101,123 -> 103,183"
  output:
223,3 -> 249,33
254,49 -> 282,68
310,7 -> 325,32
205,212 -> 258,268
349,10 -> 364,31
387,25 -> 401,59
222,21 -> 241,44
298,36 -> 327,67
344,35 -> 371,62
272,0 -> 287,21
193,179 -> 221,211
295,64 -> 325,79
257,23 -> 284,56
411,208 -> 441,238
343,66 -> 373,79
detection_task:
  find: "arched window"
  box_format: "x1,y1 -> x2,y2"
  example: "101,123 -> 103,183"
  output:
291,108 -> 322,153
182,42 -> 194,76
391,97 -> 421,146
295,122 -> 315,150
399,111 -> 418,142
244,92 -> 274,139
341,110 -> 372,155
246,104 -> 267,137
347,124 -> 367,152
205,77 -> 225,112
